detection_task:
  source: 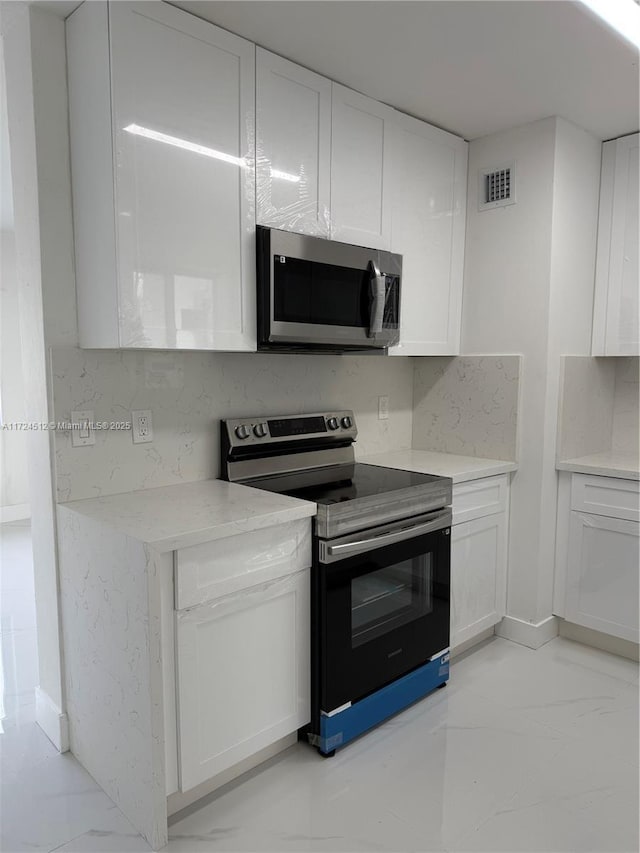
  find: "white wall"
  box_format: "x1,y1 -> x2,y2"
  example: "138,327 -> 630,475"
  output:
462,116 -> 601,628
1,4 -> 76,745
0,229 -> 30,517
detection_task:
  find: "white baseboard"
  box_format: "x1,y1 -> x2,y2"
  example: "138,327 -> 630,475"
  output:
35,687 -> 69,752
168,732 -> 296,817
0,503 -> 30,523
451,627 -> 496,659
495,614 -> 559,649
559,620 -> 639,662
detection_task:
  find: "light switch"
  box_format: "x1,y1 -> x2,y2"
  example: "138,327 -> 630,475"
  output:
378,396 -> 389,420
71,410 -> 95,447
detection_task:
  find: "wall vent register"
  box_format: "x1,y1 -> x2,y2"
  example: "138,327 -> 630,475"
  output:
478,164 -> 516,210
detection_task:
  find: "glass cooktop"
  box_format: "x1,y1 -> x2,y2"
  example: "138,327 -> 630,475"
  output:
246,463 -> 447,506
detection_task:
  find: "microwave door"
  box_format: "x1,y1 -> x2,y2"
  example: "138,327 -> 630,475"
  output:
269,253 -> 373,347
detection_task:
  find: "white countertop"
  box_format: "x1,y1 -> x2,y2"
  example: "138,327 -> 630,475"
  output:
556,452 -> 639,481
59,479 -> 317,552
358,450 -> 517,483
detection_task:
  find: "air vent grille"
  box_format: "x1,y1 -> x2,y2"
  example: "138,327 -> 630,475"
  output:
478,163 -> 516,210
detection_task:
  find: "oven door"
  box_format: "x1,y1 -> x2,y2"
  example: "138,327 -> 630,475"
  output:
316,510 -> 451,714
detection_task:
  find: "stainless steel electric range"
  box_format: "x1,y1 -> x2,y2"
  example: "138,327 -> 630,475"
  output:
221,411 -> 452,756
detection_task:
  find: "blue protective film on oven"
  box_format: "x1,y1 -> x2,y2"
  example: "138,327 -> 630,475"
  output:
318,653 -> 449,755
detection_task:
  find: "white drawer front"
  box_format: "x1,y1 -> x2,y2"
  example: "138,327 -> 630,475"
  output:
175,519 -> 312,609
571,475 -> 640,522
452,475 -> 509,525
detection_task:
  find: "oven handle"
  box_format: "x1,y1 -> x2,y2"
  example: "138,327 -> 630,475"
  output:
323,508 -> 451,562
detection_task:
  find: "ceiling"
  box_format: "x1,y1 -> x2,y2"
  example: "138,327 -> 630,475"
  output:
27,0 -> 640,142
169,1 -> 639,141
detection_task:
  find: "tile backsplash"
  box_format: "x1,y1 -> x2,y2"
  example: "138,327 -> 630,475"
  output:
51,348 -> 414,502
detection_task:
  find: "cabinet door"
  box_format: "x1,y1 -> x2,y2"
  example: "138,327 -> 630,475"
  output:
110,2 -> 256,350
388,114 -> 467,355
592,134 -> 639,356
330,84 -> 393,249
175,570 -> 310,792
256,49 -> 331,236
566,511 -> 639,643
450,513 -> 507,649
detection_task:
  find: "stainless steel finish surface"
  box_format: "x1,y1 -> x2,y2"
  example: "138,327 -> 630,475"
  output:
269,228 -> 401,275
226,446 -> 355,485
318,508 -> 452,564
224,410 -> 357,450
315,479 -> 452,539
368,259 -> 385,339
267,228 -> 401,349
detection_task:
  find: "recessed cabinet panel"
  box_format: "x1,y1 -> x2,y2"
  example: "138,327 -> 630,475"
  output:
110,2 -> 256,349
592,133 -> 639,356
67,1 -> 256,350
389,114 -> 467,355
176,569 -> 310,792
330,84 -> 393,250
256,49 -> 331,236
566,512 -> 639,643
451,513 -> 507,649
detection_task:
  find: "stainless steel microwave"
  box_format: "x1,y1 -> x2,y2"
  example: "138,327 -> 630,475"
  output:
257,226 -> 402,352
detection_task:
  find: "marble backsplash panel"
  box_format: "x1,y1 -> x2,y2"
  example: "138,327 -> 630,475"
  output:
51,348 -> 414,502
612,358 -> 639,455
412,356 -> 521,460
557,356 -> 638,460
556,357 -> 616,460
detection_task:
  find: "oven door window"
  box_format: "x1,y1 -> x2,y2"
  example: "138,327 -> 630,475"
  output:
351,556 -> 432,649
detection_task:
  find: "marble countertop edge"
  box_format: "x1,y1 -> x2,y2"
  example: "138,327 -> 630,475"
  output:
57,479 -> 317,552
556,452 -> 639,481
358,449 -> 518,483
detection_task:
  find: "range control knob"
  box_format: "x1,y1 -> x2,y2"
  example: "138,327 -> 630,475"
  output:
234,424 -> 250,440
253,422 -> 268,438
341,416 -> 353,429
327,417 -> 339,431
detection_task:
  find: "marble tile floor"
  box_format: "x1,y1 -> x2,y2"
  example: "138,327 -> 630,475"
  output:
1,520 -> 638,853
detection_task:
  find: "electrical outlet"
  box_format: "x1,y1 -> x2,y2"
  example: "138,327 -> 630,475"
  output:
378,396 -> 389,420
71,410 -> 95,447
131,410 -> 153,444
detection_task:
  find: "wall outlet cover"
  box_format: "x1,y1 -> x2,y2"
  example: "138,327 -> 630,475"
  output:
70,410 -> 95,447
378,396 -> 389,420
132,410 -> 153,444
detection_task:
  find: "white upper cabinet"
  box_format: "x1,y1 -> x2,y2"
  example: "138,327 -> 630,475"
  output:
256,49 -> 331,237
388,113 -> 468,355
592,133 -> 639,356
67,1 -> 256,350
330,85 -> 393,250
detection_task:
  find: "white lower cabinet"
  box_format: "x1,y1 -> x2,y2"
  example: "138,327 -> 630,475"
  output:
565,511 -> 639,644
555,473 -> 639,645
175,569 -> 310,791
451,513 -> 507,648
450,475 -> 509,650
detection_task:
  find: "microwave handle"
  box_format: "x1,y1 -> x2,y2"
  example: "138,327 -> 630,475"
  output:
368,260 -> 386,338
